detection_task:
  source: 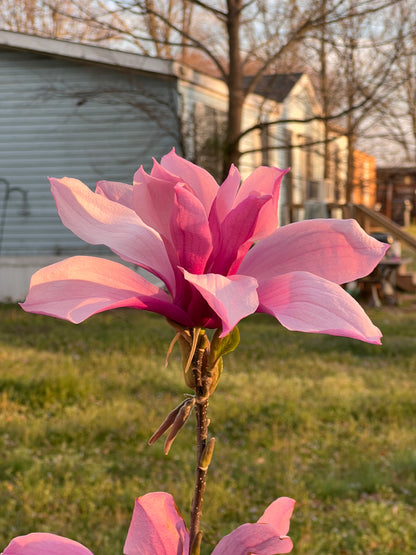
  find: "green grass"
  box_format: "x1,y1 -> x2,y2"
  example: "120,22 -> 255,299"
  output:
1,303 -> 416,554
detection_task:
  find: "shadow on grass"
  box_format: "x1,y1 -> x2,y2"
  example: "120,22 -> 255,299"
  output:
2,303 -> 415,371
0,303 -> 174,353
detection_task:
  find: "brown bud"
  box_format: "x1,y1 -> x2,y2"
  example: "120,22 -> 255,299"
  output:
148,397 -> 192,446
164,397 -> 195,455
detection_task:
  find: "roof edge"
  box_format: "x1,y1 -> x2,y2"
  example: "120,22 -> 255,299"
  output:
0,30 -> 175,77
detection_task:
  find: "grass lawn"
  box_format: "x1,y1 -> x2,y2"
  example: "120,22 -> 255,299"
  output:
1,302 -> 416,554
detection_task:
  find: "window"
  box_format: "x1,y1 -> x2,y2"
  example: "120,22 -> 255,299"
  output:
193,103 -> 226,180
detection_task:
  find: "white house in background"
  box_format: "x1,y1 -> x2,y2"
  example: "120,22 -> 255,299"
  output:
245,73 -> 349,222
0,30 -> 348,301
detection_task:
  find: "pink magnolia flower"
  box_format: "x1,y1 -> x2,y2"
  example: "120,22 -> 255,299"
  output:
2,492 -> 295,555
21,149 -> 387,343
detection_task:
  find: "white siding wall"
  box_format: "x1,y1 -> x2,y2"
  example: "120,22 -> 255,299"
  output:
0,48 -> 180,258
279,84 -> 325,220
0,47 -> 181,300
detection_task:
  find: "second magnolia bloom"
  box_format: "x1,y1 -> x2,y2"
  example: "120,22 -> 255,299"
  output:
21,149 -> 388,343
3,492 -> 296,555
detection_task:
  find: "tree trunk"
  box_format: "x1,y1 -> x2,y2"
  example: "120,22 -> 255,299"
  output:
346,131 -> 355,205
319,0 -> 330,180
223,0 -> 244,178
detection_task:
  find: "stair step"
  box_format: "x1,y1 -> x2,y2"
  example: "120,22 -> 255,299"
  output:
396,273 -> 416,293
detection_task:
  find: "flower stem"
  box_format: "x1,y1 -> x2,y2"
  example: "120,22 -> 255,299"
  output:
189,344 -> 210,553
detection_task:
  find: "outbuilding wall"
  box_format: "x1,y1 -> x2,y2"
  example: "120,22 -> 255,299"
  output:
0,46 -> 181,300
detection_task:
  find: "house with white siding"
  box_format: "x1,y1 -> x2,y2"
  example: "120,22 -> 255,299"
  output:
0,30 -> 347,301
245,73 -> 349,222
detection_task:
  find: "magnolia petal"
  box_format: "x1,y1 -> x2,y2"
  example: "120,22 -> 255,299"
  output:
20,256 -> 192,326
209,194 -> 271,274
49,177 -> 176,292
170,184 -> 213,273
257,271 -> 382,344
207,165 -> 241,264
212,497 -> 295,555
239,218 -> 389,284
235,166 -> 289,240
2,533 -> 94,555
182,270 -> 259,336
211,164 -> 241,224
123,492 -> 189,555
258,497 -> 296,537
150,157 -> 186,185
211,523 -> 293,555
235,166 -> 288,204
95,180 -> 133,208
160,149 -> 218,213
132,165 -> 177,242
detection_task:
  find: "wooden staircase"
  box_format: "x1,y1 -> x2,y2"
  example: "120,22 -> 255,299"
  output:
352,204 -> 416,294
352,204 -> 416,251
